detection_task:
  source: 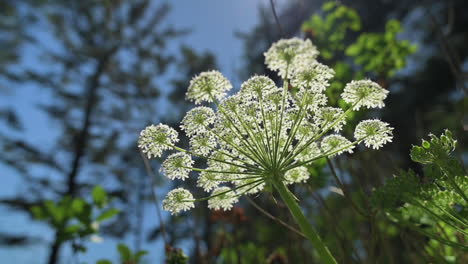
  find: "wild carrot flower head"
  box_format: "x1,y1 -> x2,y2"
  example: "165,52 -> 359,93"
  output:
139,38 -> 393,215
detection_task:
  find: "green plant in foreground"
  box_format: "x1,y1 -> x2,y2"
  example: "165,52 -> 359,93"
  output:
372,130 -> 467,261
138,38 -> 393,263
31,185 -> 119,253
96,243 -> 149,264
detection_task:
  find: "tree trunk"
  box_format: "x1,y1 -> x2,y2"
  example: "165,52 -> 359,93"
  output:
46,231 -> 61,264
46,49 -> 115,264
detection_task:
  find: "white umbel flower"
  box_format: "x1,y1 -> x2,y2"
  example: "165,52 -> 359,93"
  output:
264,38 -> 319,78
321,135 -> 354,156
341,80 -> 388,110
240,75 -> 277,99
197,171 -> 222,192
296,89 -> 327,112
314,107 -> 346,132
161,152 -> 194,180
294,142 -> 321,162
208,186 -> 239,211
354,119 -> 393,149
284,166 -> 310,184
162,188 -> 195,215
290,60 -> 335,92
138,124 -> 179,158
181,106 -> 216,137
186,70 -> 232,104
190,132 -> 217,156
138,38 -> 394,217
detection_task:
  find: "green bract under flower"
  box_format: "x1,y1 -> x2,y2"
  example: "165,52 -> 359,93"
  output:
139,38 -> 393,215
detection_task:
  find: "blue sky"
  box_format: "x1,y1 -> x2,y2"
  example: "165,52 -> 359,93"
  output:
0,0 -> 288,263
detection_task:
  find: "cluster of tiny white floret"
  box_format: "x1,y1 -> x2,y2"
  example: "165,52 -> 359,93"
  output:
341,80 -> 389,110
284,166 -> 310,184
162,188 -> 195,214
264,38 -> 319,78
138,124 -> 179,159
186,71 -> 233,104
160,153 -> 194,181
138,38 -> 393,215
354,119 -> 393,149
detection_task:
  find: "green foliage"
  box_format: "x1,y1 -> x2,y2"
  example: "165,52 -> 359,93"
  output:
345,20 -> 417,77
96,260 -> 112,264
301,1 -> 361,59
302,1 -> 417,108
31,185 -> 119,248
372,130 -> 467,258
96,243 -> 149,264
166,245 -> 188,264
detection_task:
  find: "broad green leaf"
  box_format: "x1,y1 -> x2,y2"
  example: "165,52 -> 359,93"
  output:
117,243 -> 132,261
92,185 -> 108,207
96,208 -> 120,222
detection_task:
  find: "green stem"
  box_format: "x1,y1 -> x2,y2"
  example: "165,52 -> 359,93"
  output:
273,179 -> 338,264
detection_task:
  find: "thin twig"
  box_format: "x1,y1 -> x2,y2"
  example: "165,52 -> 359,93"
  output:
309,188 -> 364,264
326,158 -> 369,218
139,150 -> 168,245
269,0 -> 284,37
246,196 -> 306,238
426,6 -> 467,94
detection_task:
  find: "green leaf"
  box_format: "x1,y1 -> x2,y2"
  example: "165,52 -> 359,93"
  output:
96,208 -> 120,222
135,250 -> 149,262
117,243 -> 132,261
96,260 -> 112,264
92,185 -> 108,207
345,44 -> 359,56
71,198 -> 86,214
31,205 -> 45,219
65,224 -> 81,235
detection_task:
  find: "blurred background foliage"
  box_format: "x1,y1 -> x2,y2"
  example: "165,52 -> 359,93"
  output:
0,0 -> 466,263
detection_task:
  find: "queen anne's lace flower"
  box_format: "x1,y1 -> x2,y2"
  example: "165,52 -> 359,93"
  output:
190,132 -> 217,156
264,38 -> 319,78
321,135 -> 354,156
181,106 -> 216,137
138,124 -> 178,158
197,171 -> 222,192
296,89 -> 328,112
354,119 -> 393,149
240,75 -> 277,99
294,142 -> 321,162
186,70 -> 233,104
139,38 -> 393,215
162,188 -> 195,215
161,153 -> 194,180
314,107 -> 346,132
290,60 -> 335,92
284,166 -> 310,184
341,80 -> 388,110
208,187 -> 239,211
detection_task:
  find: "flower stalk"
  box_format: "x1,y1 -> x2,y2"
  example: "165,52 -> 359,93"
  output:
272,178 -> 338,264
